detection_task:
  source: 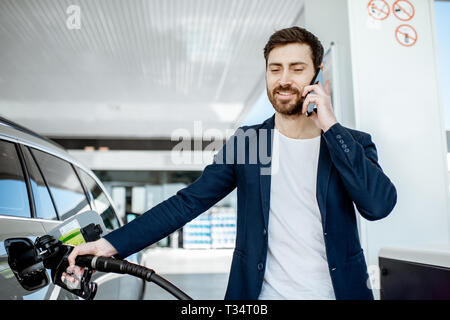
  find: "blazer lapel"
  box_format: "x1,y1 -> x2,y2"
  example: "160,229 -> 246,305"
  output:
258,114 -> 274,230
258,113 -> 332,231
316,130 -> 332,232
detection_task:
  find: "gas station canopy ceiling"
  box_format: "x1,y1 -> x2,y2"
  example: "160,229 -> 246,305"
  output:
0,0 -> 304,138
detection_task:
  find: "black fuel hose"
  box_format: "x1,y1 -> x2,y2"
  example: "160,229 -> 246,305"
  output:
75,255 -> 193,300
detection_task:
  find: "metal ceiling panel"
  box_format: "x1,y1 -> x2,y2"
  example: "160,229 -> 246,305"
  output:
0,0 -> 304,138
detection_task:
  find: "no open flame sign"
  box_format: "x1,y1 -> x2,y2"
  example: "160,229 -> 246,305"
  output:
367,0 -> 390,20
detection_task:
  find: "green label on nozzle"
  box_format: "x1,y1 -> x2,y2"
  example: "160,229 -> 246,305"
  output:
59,228 -> 86,246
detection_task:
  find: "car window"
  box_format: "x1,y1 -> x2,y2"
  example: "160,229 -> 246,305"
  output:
21,146 -> 58,220
76,168 -> 120,231
30,148 -> 91,220
0,140 -> 31,218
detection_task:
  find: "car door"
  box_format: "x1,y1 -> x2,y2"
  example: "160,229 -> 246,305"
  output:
76,168 -> 145,300
28,146 -> 120,299
0,139 -> 65,299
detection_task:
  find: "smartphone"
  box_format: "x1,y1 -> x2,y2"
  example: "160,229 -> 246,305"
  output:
305,68 -> 324,117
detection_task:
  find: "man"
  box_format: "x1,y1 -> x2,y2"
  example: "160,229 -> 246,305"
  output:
66,26 -> 397,300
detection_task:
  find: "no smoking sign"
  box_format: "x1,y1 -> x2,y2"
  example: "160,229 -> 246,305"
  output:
393,0 -> 415,21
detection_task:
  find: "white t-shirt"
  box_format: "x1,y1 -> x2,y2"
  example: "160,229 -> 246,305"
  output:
258,128 -> 336,300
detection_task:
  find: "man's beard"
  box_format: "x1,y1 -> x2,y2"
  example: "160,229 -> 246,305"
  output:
267,86 -> 305,116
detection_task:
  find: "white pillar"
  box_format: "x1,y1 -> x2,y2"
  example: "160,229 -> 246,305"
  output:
304,0 -> 450,282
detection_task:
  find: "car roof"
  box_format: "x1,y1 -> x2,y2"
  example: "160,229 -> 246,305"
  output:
0,117 -> 93,176
0,117 -> 122,224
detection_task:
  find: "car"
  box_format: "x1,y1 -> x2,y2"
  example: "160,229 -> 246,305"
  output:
0,117 -> 145,300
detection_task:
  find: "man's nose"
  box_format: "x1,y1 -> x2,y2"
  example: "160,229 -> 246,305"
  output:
278,72 -> 292,87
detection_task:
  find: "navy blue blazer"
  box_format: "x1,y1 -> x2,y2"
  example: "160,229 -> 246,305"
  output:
104,114 -> 397,300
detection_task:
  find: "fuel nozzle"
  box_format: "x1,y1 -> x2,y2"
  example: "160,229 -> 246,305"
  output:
34,235 -> 98,300
35,235 -> 61,259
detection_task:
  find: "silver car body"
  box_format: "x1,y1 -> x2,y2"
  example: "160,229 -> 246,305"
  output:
0,119 -> 145,300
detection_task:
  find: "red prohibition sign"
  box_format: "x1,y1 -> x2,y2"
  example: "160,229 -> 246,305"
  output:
393,0 -> 415,21
395,24 -> 417,47
367,0 -> 390,20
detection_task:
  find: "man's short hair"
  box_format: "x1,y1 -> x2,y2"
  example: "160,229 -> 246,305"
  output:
263,26 -> 324,71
